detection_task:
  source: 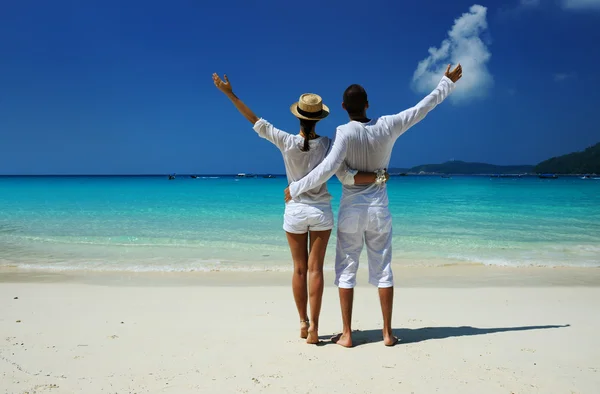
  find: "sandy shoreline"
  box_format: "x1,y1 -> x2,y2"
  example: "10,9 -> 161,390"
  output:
2,265 -> 600,287
1,267 -> 599,393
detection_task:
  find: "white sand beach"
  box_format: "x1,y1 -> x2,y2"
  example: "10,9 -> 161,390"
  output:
1,267 -> 599,393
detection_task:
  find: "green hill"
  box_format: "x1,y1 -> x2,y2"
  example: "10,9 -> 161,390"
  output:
407,161 -> 533,175
534,142 -> 600,174
387,142 -> 600,175
387,167 -> 410,174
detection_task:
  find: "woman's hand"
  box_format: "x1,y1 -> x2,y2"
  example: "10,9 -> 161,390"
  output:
212,73 -> 259,124
284,187 -> 292,203
213,73 -> 233,95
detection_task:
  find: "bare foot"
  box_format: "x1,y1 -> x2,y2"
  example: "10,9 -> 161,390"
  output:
384,333 -> 399,347
331,332 -> 353,348
306,326 -> 319,344
300,321 -> 309,339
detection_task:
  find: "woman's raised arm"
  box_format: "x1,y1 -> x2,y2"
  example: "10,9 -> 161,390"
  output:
213,73 -> 259,124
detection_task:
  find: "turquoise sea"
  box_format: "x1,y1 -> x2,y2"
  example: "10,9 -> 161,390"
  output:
1,175 -> 599,272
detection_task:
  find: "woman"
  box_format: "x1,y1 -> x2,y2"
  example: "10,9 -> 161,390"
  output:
212,73 -> 386,344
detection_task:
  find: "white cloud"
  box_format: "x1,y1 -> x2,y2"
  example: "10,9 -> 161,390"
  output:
497,0 -> 540,19
412,5 -> 493,104
561,0 -> 600,10
501,0 -> 600,14
553,73 -> 575,81
520,0 -> 540,7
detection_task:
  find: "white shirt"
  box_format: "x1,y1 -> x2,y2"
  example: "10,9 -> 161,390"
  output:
288,76 -> 456,207
254,119 -> 355,206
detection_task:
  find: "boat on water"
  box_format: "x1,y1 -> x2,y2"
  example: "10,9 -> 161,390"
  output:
262,174 -> 276,178
491,174 -> 523,178
236,173 -> 258,178
190,175 -> 198,179
168,174 -> 176,180
538,174 -> 558,179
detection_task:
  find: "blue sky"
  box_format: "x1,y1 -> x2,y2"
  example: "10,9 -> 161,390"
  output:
0,0 -> 599,175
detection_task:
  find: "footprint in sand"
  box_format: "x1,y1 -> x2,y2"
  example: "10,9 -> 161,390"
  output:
25,384 -> 59,393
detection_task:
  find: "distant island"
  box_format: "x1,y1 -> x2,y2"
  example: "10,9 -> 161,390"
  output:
389,162 -> 534,175
390,142 -> 599,175
388,162 -> 533,175
534,142 -> 600,174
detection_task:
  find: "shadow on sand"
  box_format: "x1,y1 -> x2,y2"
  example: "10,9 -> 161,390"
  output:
317,324 -> 570,347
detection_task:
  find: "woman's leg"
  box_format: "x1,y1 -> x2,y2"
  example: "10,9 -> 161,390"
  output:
285,231 -> 309,338
306,229 -> 332,344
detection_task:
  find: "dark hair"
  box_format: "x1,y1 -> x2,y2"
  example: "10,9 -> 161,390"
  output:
343,84 -> 368,117
299,119 -> 318,152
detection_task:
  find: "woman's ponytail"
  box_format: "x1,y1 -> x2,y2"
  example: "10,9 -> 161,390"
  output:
299,119 -> 317,152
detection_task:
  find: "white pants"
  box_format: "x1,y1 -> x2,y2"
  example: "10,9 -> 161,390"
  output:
335,205 -> 394,288
283,202 -> 334,234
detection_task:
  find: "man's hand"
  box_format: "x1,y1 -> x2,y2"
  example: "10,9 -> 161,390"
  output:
385,171 -> 390,182
213,73 -> 233,94
444,64 -> 462,83
284,187 -> 292,203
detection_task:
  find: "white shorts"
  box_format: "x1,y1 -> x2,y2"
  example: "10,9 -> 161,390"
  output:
334,205 -> 394,288
283,203 -> 334,234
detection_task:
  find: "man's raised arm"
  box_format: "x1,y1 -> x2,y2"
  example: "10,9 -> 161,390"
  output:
284,131 -> 349,202
385,64 -> 462,139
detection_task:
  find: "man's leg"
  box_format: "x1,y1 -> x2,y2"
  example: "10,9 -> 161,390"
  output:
365,207 -> 397,346
337,287 -> 354,347
378,286 -> 395,346
333,208 -> 365,347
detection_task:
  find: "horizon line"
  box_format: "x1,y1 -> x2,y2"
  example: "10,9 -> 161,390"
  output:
0,162 -> 540,177
0,173 -> 287,177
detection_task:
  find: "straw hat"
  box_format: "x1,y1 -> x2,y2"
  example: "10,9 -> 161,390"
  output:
290,93 -> 330,121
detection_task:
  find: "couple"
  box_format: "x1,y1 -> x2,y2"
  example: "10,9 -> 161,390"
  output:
213,64 -> 462,347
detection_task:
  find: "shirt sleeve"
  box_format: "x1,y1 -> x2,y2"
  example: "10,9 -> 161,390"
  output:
253,118 -> 291,151
335,161 -> 357,186
382,76 -> 455,140
289,130 -> 349,199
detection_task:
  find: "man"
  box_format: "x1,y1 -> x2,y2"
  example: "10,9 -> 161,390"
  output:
284,64 -> 463,347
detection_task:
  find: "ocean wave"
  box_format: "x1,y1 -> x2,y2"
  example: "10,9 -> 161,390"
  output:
1,260 -> 298,273
2,255 -> 598,273
445,250 -> 600,268
9,234 -> 289,251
